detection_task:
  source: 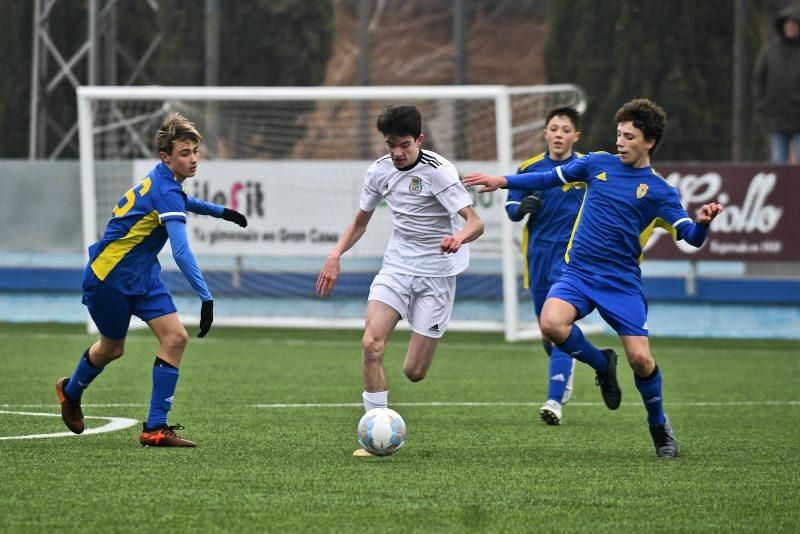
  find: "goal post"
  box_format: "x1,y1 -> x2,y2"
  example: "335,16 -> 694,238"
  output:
77,84 -> 590,340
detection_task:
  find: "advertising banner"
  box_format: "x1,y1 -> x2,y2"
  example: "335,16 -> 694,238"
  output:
133,160 -> 504,258
644,164 -> 799,261
134,161 -> 799,261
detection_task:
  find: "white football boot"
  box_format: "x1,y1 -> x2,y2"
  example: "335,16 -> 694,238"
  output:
539,399 -> 563,425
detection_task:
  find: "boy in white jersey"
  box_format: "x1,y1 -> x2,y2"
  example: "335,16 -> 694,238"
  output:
316,105 -> 484,457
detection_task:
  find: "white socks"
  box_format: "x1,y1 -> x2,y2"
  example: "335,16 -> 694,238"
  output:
362,390 -> 388,411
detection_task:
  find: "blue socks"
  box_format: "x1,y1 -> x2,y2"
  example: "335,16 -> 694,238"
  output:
64,349 -> 104,400
555,325 -> 608,372
547,346 -> 574,403
146,357 -> 180,430
635,366 -> 666,426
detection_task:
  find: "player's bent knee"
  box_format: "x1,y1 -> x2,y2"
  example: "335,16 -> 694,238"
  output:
97,340 -> 125,361
539,317 -> 566,343
403,365 -> 427,382
162,328 -> 189,352
361,335 -> 385,360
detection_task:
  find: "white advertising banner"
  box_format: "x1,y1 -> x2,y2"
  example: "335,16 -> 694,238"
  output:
134,160 -> 507,258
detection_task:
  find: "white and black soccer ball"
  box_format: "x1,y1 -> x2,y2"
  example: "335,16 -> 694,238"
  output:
357,408 -> 406,456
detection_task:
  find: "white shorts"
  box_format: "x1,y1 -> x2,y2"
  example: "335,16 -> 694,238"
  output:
368,270 -> 457,339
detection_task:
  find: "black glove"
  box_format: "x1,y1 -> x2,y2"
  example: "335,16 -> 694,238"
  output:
198,300 -> 214,338
518,195 -> 542,216
221,208 -> 248,228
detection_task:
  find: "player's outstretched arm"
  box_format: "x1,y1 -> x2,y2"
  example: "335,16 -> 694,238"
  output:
440,206 -> 484,254
462,173 -> 508,192
464,169 -> 565,193
185,196 -> 248,228
165,220 -> 214,337
316,209 -> 374,298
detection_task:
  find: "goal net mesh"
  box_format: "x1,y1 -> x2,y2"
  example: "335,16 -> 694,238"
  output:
80,86 -> 586,336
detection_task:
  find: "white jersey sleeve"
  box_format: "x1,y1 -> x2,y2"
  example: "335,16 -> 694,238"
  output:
359,160 -> 384,212
431,162 -> 472,214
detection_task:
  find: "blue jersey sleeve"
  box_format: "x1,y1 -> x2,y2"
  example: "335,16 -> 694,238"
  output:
657,187 -> 709,247
505,168 -> 563,191
679,222 -> 709,247
165,219 -> 213,301
186,196 -> 224,217
505,154 -> 591,191
156,185 -> 187,224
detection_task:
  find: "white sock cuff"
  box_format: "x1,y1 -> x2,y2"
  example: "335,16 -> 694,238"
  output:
362,390 -> 388,411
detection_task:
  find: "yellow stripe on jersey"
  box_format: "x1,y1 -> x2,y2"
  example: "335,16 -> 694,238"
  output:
521,224 -> 530,289
563,182 -> 588,264
518,152 -> 546,172
561,181 -> 585,193
90,211 -> 160,280
637,217 -> 677,264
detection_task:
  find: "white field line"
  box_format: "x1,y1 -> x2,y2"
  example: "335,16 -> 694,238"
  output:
0,403 -> 147,408
250,400 -> 800,409
3,400 -> 799,411
0,332 -> 522,352
0,331 -> 795,355
0,410 -> 138,440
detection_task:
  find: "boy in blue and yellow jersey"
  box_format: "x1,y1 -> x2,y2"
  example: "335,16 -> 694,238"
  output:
505,106 -> 585,426
56,113 -> 248,447
465,99 -> 723,458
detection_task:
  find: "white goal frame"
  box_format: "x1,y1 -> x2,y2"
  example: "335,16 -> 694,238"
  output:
77,84 -> 589,341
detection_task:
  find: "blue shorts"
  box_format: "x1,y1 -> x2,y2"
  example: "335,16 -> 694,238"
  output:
547,271 -> 649,336
82,275 -> 177,340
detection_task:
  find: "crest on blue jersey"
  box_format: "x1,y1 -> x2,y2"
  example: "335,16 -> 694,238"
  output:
408,177 -> 422,195
636,183 -> 649,198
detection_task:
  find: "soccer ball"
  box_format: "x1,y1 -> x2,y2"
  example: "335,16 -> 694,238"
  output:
357,408 -> 406,456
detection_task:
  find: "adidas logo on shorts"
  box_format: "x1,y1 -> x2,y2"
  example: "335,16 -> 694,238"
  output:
428,324 -> 440,333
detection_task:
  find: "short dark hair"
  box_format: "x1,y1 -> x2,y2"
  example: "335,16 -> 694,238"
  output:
614,99 -> 667,154
376,105 -> 422,138
545,106 -> 581,130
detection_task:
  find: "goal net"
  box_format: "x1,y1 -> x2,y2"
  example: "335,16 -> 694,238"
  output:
78,85 -> 592,340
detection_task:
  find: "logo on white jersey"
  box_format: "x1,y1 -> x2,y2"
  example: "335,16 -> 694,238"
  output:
409,177 -> 422,195
428,323 -> 439,333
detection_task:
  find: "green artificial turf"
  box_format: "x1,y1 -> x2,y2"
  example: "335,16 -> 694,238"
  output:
1,323 -> 798,531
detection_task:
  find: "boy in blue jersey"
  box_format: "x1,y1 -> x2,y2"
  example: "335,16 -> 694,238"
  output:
465,99 -> 723,458
506,106 -> 585,426
56,113 -> 248,447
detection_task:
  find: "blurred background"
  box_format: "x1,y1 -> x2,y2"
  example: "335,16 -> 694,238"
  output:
0,0 -> 798,339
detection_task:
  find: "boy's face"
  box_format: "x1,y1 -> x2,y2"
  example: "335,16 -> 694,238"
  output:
385,134 -> 422,169
543,115 -> 580,160
161,139 -> 200,180
616,121 -> 654,167
784,18 -> 800,40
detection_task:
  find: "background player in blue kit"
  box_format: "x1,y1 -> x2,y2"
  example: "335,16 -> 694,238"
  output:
505,106 -> 585,426
464,99 -> 723,458
56,113 -> 248,447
